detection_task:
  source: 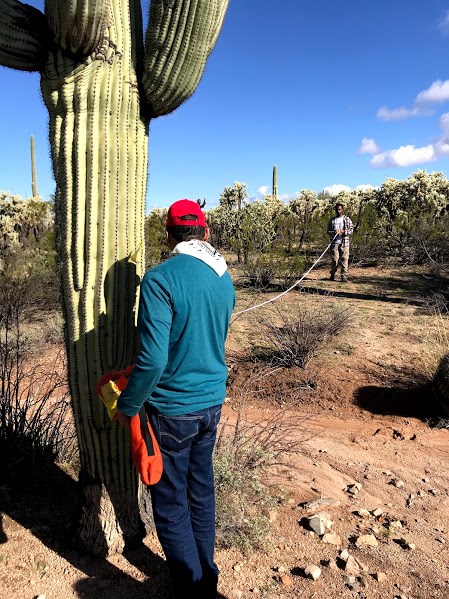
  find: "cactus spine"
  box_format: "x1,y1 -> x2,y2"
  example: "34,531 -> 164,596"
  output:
0,0 -> 229,555
30,135 -> 38,198
272,164 -> 278,200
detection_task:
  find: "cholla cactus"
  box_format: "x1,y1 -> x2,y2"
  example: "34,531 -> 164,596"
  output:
0,0 -> 229,555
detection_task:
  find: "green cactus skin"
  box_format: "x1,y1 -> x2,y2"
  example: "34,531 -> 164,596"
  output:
272,164 -> 278,200
30,135 -> 39,198
0,0 -> 228,556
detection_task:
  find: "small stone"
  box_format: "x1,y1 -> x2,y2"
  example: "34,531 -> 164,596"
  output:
392,479 -> 405,488
250,588 -> 260,594
339,549 -> 350,561
390,520 -> 403,529
308,514 -> 326,536
417,490 -> 426,497
287,498 -> 296,505
436,537 -> 446,544
354,509 -> 370,517
342,574 -> 356,584
344,555 -> 360,576
322,532 -> 342,546
304,565 -> 321,580
422,477 -> 430,483
372,507 -> 383,517
406,494 -> 415,507
428,488 -> 438,496
280,574 -> 294,586
36,596 -> 46,599
276,565 -> 287,574
375,572 -> 387,582
233,563 -> 242,572
355,534 -> 378,548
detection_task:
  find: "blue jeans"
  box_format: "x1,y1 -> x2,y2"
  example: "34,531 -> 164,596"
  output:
145,403 -> 222,599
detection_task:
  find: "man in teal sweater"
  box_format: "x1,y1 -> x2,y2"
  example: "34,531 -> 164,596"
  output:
117,199 -> 235,599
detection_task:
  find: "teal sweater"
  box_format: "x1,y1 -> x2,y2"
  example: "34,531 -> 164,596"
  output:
117,253 -> 235,416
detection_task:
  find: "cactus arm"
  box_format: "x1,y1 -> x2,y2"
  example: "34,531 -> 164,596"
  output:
44,0 -> 111,57
0,0 -> 48,71
142,0 -> 229,117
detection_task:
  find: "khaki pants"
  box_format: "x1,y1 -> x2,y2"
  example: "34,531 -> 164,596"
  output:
330,244 -> 349,278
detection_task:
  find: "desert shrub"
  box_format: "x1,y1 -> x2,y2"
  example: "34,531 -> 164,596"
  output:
419,296 -> 449,382
238,255 -> 277,289
0,269 -> 74,481
144,209 -> 169,269
214,404 -> 313,554
256,305 -> 352,368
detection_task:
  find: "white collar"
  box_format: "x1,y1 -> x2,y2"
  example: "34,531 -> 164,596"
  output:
171,240 -> 228,276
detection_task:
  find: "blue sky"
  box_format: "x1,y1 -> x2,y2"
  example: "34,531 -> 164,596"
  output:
2,1 -> 449,209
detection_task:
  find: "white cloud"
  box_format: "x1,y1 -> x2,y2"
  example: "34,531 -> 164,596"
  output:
415,80 -> 449,104
371,144 -> 435,168
438,10 -> 449,34
257,185 -> 269,195
323,184 -> 352,196
358,138 -> 379,154
439,111 -> 449,133
376,105 -> 428,121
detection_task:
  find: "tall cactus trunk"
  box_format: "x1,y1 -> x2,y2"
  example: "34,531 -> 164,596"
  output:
40,5 -> 148,556
0,0 -> 229,557
30,135 -> 38,198
272,164 -> 278,200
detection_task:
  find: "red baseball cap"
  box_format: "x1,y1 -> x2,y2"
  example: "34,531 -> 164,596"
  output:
166,199 -> 207,228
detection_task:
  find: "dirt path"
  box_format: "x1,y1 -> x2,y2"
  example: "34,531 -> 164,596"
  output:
1,265 -> 448,598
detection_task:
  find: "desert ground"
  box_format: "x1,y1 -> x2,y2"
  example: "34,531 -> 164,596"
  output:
1,263 -> 448,599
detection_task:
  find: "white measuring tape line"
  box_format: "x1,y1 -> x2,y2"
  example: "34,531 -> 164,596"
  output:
231,233 -> 338,322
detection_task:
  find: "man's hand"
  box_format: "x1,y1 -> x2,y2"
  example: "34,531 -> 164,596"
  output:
338,228 -> 343,235
113,410 -> 131,429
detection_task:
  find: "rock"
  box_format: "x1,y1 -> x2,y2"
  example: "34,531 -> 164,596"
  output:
250,588 -> 260,594
354,509 -> 370,517
35,596 -> 46,599
390,520 -> 403,529
344,555 -> 360,576
374,572 -> 387,582
346,483 -> 362,495
391,479 -> 405,488
342,574 -> 356,584
396,538 -> 416,550
322,532 -> 342,546
304,565 -> 321,580
339,549 -> 350,561
268,510 -> 278,522
417,490 -> 426,497
308,514 -> 326,536
406,494 -> 415,507
280,574 -> 294,586
301,497 -> 341,512
372,507 -> 383,517
275,565 -> 287,574
428,488 -> 438,496
233,563 -> 242,572
355,534 -> 378,548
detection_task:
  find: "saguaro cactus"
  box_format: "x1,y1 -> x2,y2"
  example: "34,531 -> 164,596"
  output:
0,0 -> 229,555
272,164 -> 278,200
30,135 -> 39,198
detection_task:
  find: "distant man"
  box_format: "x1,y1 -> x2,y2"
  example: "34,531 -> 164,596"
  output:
327,202 -> 354,282
116,199 -> 235,599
